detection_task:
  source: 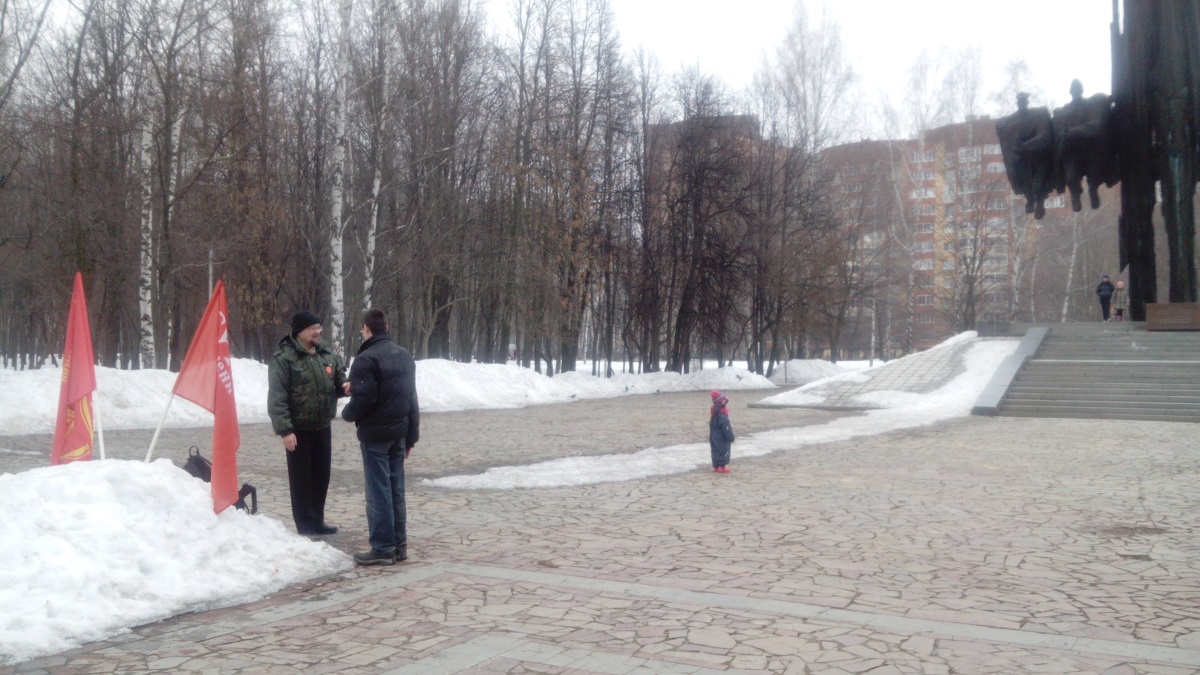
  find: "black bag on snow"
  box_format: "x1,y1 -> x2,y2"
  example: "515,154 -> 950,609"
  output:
183,446 -> 258,514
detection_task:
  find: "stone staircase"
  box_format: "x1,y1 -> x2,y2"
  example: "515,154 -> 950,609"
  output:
996,322 -> 1200,423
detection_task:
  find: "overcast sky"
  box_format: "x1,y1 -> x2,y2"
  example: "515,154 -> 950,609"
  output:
602,0 -> 1114,127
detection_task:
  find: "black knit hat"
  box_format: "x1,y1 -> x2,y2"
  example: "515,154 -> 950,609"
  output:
291,310 -> 321,336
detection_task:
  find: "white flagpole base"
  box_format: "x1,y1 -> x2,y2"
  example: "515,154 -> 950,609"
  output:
144,395 -> 175,463
93,395 -> 106,460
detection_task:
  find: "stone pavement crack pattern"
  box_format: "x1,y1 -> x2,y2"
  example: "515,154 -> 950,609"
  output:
6,387 -> 1200,673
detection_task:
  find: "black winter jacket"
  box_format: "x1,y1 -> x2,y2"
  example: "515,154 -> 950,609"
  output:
1096,280 -> 1115,299
341,333 -> 420,446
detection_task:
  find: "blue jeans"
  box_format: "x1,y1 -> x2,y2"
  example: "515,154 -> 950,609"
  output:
360,439 -> 406,555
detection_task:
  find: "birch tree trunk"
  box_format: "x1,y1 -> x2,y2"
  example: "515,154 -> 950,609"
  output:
362,0 -> 388,312
1061,212 -> 1080,322
138,124 -> 156,368
328,0 -> 352,357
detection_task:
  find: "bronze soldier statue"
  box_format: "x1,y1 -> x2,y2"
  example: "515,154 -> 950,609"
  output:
996,93 -> 1056,219
1052,80 -> 1117,212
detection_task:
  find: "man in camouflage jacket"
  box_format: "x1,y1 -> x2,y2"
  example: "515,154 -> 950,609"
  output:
268,311 -> 348,535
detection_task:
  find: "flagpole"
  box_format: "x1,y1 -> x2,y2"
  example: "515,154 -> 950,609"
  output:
94,395 -> 107,460
144,395 -> 175,462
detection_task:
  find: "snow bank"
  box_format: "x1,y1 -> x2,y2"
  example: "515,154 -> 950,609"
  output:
0,359 -> 774,435
0,459 -> 351,665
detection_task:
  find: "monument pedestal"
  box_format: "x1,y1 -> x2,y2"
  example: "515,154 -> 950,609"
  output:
1147,303 -> 1200,331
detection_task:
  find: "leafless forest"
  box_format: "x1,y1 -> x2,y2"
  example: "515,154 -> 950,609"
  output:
0,0 -> 1129,375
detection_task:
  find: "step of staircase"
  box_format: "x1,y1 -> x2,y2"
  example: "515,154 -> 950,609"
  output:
1003,391 -> 1200,404
999,407 -> 1200,423
994,323 -> 1200,423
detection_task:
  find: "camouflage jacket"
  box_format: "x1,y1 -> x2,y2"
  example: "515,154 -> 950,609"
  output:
267,335 -> 346,435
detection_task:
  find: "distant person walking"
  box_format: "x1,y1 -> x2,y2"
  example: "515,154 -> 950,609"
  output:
1096,274 -> 1115,321
342,309 -> 420,566
709,390 -> 735,473
1112,280 -> 1127,321
267,311 -> 348,536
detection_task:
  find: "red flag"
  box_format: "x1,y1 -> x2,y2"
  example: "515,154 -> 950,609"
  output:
51,273 -> 97,465
173,281 -> 241,513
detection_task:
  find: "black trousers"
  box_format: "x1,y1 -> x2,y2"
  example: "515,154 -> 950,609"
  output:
286,427 -> 332,534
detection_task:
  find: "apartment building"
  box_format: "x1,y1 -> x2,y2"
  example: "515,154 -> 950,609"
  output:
826,117 -> 1090,354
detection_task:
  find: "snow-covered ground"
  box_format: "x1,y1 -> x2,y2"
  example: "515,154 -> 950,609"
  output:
425,336 -> 1016,490
0,359 -> 775,436
0,334 -> 1016,665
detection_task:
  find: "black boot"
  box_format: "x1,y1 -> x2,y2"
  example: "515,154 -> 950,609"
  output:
353,549 -> 395,566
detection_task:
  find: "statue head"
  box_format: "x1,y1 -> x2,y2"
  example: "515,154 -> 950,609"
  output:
1070,79 -> 1083,101
1016,92 -> 1030,111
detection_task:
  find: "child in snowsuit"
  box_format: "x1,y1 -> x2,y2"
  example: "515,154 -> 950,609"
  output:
1112,280 -> 1127,321
709,390 -> 735,473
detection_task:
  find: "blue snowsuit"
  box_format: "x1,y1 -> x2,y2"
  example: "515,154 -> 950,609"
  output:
709,408 -> 735,468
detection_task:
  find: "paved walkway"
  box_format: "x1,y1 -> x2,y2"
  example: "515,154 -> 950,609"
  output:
5,354 -> 1200,673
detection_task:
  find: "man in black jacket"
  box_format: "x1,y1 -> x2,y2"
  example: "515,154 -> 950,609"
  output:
1096,274 -> 1115,321
341,309 -> 420,565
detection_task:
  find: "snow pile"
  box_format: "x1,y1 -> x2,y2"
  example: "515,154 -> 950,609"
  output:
767,359 -> 849,384
417,360 -> 772,412
761,331 -> 980,407
0,359 -> 774,436
0,459 -> 351,665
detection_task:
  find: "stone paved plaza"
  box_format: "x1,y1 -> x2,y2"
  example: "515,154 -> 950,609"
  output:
3,386 -> 1200,673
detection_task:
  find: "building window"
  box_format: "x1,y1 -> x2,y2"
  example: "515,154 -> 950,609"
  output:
942,260 -> 955,270
961,164 -> 982,180
916,313 -> 935,324
983,143 -> 1001,155
918,204 -> 935,215
985,199 -> 1008,210
958,146 -> 982,162
913,258 -> 934,270
943,242 -> 954,251
1045,195 -> 1065,208
913,241 -> 934,252
909,187 -> 936,199
911,150 -> 935,163
916,294 -> 934,305
986,161 -> 1006,174
914,222 -> 934,233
